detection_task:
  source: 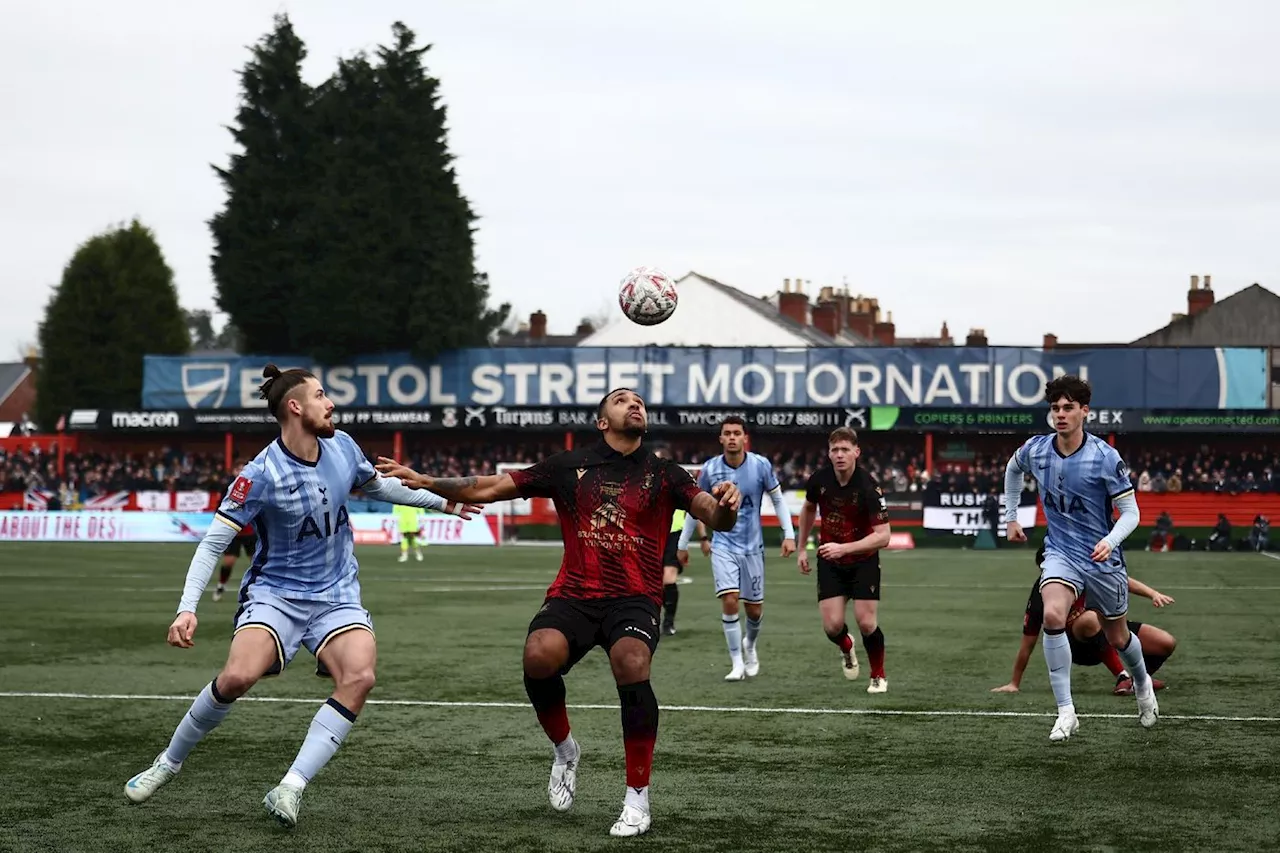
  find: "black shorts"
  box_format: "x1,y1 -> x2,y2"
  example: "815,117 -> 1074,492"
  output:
1069,620 -> 1144,666
528,596 -> 661,674
816,557 -> 881,602
662,531 -> 683,573
224,534 -> 258,559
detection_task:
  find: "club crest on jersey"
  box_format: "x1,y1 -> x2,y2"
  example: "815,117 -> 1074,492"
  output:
228,476 -> 252,507
591,482 -> 626,530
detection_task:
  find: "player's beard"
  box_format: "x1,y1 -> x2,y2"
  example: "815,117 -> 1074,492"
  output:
616,412 -> 647,438
309,412 -> 336,438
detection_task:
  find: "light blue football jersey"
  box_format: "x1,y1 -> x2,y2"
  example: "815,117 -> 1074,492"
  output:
215,430 -> 376,603
696,452 -> 780,554
1011,432 -> 1136,573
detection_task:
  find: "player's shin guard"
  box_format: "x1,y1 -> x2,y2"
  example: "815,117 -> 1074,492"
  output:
860,628 -> 885,678
826,624 -> 855,653
722,614 -> 743,662
662,583 -> 679,627
280,698 -> 356,789
1043,628 -> 1074,710
1116,632 -> 1152,693
618,680 -> 658,811
525,673 -> 574,755
164,679 -> 235,766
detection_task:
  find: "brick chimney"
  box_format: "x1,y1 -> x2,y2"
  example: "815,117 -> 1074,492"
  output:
778,278 -> 808,326
529,310 -> 547,340
1043,333 -> 1058,350
873,311 -> 896,346
575,319 -> 595,336
1187,273 -> 1215,317
846,296 -> 876,341
965,328 -> 987,347
811,301 -> 839,338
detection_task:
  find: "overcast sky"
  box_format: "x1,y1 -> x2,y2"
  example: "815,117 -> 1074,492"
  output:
3,1 -> 1278,359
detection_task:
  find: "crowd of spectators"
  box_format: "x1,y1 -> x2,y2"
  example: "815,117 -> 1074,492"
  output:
1,447 -> 227,497
4,439 -> 1279,502
1120,444 -> 1279,495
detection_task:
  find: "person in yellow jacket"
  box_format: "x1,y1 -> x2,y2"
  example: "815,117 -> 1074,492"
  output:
393,503 -> 425,562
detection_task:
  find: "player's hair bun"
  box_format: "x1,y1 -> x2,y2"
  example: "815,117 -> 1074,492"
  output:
262,363 -> 282,379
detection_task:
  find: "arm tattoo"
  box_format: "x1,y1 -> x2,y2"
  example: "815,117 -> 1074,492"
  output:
432,477 -> 478,490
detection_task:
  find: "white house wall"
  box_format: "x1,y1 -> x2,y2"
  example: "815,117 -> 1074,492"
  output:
576,274 -> 814,348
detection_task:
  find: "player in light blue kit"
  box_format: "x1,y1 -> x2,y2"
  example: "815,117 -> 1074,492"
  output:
678,416 -> 796,680
124,365 -> 479,826
1004,375 -> 1158,741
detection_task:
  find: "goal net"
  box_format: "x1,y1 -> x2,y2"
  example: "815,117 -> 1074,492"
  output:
493,461 -> 702,546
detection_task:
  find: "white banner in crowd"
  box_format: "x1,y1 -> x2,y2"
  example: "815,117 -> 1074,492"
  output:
0,511 -> 496,545
921,492 -> 1038,534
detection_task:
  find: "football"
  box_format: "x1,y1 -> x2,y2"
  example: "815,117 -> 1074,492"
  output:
618,266 -> 679,326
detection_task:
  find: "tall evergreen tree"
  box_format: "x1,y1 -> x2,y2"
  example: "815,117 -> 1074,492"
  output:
210,19 -> 508,363
36,220 -> 190,428
369,23 -> 509,358
209,14 -> 317,355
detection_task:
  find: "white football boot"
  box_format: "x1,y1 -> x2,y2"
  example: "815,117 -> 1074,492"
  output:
743,639 -> 760,677
263,783 -> 304,828
1049,708 -> 1080,742
609,804 -> 652,837
124,753 -> 179,803
841,647 -> 860,680
548,747 -> 579,812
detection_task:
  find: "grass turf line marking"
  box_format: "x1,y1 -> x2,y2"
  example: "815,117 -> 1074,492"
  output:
1,691 -> 1276,723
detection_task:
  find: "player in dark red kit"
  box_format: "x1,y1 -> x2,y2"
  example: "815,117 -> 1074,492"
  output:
374,388 -> 741,838
796,427 -> 892,693
992,544 -> 1176,696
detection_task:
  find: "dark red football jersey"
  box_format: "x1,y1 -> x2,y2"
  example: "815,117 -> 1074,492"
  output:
804,465 -> 889,565
1023,579 -> 1088,637
510,441 -> 702,606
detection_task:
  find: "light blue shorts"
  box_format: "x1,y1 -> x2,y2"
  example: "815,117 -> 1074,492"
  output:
233,586 -> 374,677
1039,550 -> 1129,619
711,549 -> 766,603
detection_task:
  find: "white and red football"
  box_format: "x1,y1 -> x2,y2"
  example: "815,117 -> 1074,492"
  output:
618,266 -> 678,326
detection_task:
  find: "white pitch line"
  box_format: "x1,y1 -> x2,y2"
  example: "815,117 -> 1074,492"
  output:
1259,552 -> 1280,562
0,691 -> 1275,723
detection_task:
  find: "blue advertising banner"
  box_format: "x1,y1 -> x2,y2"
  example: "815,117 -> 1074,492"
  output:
141,347 -> 1270,411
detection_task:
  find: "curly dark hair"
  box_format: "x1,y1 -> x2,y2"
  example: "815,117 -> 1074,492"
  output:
1043,374 -> 1091,407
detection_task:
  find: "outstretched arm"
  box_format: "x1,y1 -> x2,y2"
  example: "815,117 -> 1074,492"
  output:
360,475 -> 481,519
1128,576 -> 1174,607
376,458 -> 521,504
361,475 -> 447,511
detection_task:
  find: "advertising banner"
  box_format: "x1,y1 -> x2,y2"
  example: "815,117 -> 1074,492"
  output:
0,511 -> 496,545
141,347 -> 1270,411
66,405 -> 1280,434
921,491 -> 1038,534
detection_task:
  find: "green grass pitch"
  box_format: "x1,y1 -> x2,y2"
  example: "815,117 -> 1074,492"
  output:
2,543 -> 1279,852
